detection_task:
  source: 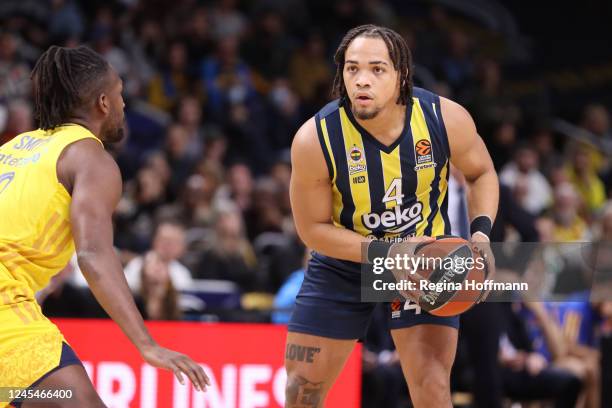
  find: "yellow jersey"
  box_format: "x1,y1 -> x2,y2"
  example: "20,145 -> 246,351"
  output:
315,87 -> 451,242
0,124 -> 100,392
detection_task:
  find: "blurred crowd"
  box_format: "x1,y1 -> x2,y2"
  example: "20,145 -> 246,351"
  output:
2,0 -> 612,407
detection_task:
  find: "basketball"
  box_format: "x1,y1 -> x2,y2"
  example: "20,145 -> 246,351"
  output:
412,236 -> 489,317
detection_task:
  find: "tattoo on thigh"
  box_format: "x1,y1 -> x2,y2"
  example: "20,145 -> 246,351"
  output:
286,375 -> 323,408
285,343 -> 321,363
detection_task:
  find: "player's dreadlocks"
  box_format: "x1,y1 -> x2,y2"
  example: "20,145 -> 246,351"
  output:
31,45 -> 110,130
332,24 -> 414,106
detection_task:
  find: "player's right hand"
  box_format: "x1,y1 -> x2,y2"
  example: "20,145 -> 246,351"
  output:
140,344 -> 210,391
387,236 -> 435,303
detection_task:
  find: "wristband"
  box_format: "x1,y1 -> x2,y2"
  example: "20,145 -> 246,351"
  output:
366,240 -> 393,263
470,215 -> 492,238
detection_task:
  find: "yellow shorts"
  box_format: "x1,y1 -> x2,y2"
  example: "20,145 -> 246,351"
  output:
0,298 -> 66,407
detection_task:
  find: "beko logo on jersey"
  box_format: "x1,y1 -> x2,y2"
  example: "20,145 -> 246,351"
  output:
362,201 -> 423,234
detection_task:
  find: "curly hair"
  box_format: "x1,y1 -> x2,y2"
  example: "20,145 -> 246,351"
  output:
30,45 -> 110,130
332,24 -> 414,106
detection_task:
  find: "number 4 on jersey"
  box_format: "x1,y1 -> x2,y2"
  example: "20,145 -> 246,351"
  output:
382,178 -> 404,205
404,300 -> 422,314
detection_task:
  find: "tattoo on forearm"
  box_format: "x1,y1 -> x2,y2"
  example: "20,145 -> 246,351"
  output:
286,375 -> 323,408
285,343 -> 321,363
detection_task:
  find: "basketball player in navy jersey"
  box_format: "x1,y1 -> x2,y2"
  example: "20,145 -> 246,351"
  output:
286,25 -> 499,407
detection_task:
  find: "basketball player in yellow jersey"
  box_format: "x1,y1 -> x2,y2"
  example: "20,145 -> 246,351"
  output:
286,25 -> 499,407
0,46 -> 209,407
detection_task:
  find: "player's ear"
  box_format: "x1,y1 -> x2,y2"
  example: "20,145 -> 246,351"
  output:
97,93 -> 110,116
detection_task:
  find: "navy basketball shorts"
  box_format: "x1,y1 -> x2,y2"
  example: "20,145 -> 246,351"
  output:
288,252 -> 459,340
10,342 -> 83,408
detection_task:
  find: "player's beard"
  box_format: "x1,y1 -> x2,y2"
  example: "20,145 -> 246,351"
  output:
351,103 -> 381,120
101,116 -> 125,143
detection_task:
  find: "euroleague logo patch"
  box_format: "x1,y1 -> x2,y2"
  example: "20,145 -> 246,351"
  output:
415,139 -> 431,156
347,145 -> 366,175
391,299 -> 402,318
414,139 -> 436,171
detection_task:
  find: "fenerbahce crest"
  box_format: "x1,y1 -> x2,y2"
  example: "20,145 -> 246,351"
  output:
347,145 -> 366,175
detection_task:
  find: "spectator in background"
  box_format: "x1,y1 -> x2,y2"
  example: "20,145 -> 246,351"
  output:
200,34 -> 271,172
269,155 -> 292,190
162,173 -> 220,229
463,59 -> 521,135
272,249 -> 309,324
145,151 -> 172,187
134,19 -> 165,70
0,32 -> 31,101
550,183 -> 590,241
137,251 -> 182,321
224,96 -> 271,173
581,104 -> 612,196
202,129 -> 228,168
598,201 -> 612,240
175,96 -> 205,159
210,0 -> 247,41
48,0 -> 85,43
547,158 -> 571,190
289,31 -> 331,107
194,160 -> 226,201
91,8 -> 130,79
201,36 -> 255,119
500,143 -> 552,215
244,177 -> 284,241
242,10 -> 294,85
148,41 -> 194,112
362,0 -> 397,28
597,204 -> 612,405
124,221 -> 193,294
487,121 -> 517,170
414,5 -> 449,69
600,300 -> 612,407
253,180 -> 303,291
182,7 -> 214,68
164,124 -> 200,198
583,104 -> 611,139
581,104 -> 612,173
0,99 -> 33,145
498,303 -> 583,408
193,209 -> 258,291
530,125 -> 561,174
115,164 -> 170,251
522,300 -> 601,408
565,142 -> 606,214
439,29 -> 474,94
267,79 -> 302,151
216,162 -> 253,214
528,215 -> 597,297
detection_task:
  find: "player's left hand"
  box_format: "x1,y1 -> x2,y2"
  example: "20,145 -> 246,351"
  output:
141,345 -> 210,392
471,232 -> 495,302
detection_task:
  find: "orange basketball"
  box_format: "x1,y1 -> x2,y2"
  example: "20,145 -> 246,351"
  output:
412,236 -> 489,316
